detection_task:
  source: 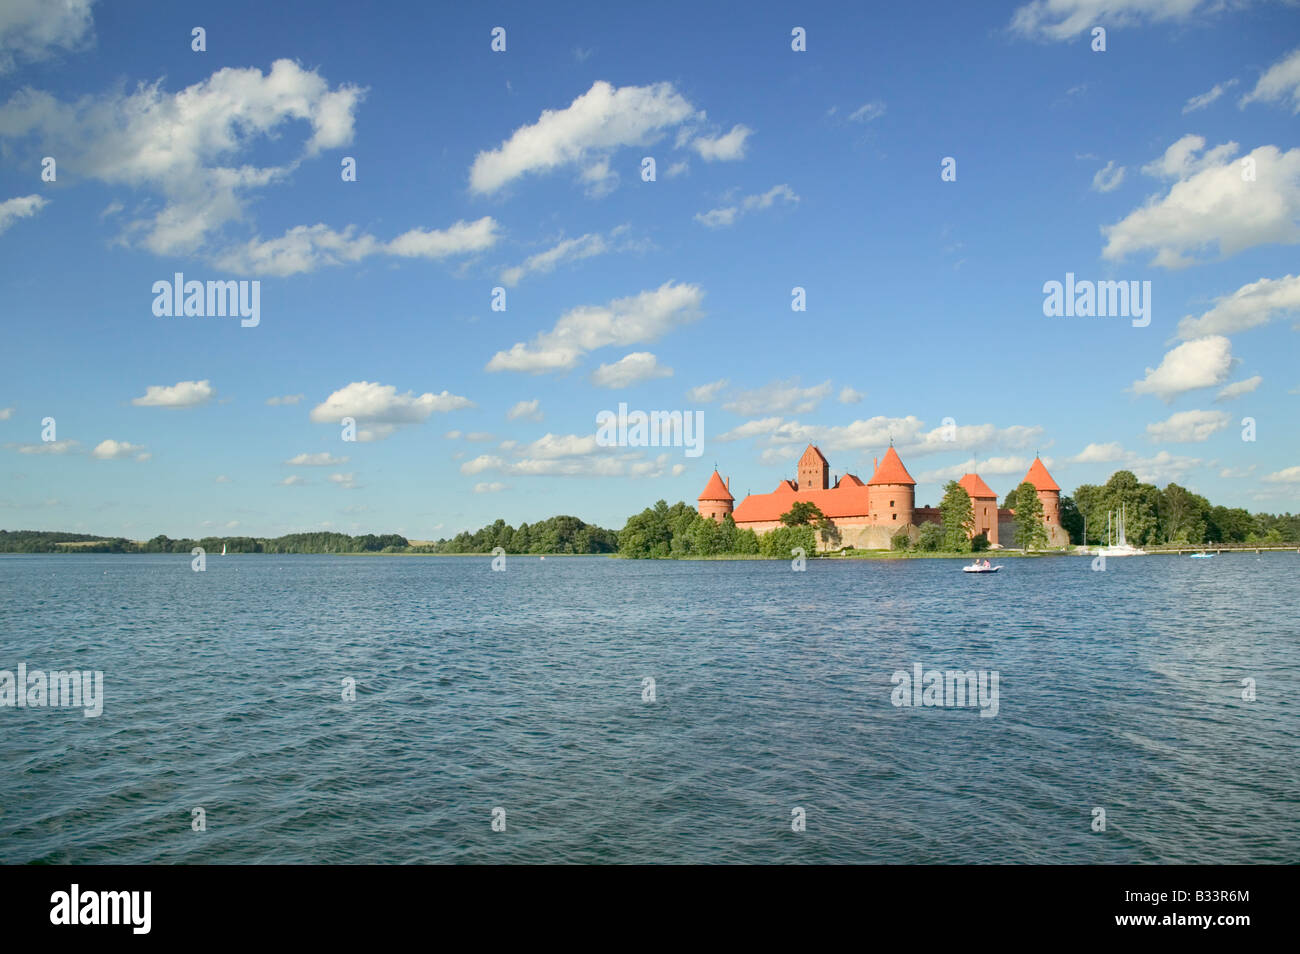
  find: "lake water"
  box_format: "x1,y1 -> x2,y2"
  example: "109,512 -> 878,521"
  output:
1,552 -> 1296,864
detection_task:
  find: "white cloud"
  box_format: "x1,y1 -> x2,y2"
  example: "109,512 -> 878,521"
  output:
1132,336 -> 1233,401
131,380 -> 214,408
686,379 -> 728,403
266,393 -> 304,406
1183,78 -> 1237,113
309,381 -> 474,440
1262,465 -> 1300,484
1070,442 -> 1127,463
0,407 -> 12,420
499,228 -> 629,286
0,59 -> 364,257
1145,409 -> 1230,442
91,439 -> 145,460
1176,274 -> 1300,339
469,80 -> 702,195
691,124 -> 751,161
506,399 -> 543,421
695,184 -> 798,229
590,351 -> 672,388
285,452 -> 349,466
486,280 -> 703,373
1104,139 -> 1300,267
1010,0 -> 1223,41
916,457 -> 1034,484
215,475 -> 231,483
0,0 -> 95,73
838,387 -> 865,405
1240,47 -> 1300,114
328,472 -> 359,489
848,101 -> 886,123
723,378 -> 831,417
1091,160 -> 1125,192
0,194 -> 47,234
664,160 -> 688,178
473,481 -> 508,494
280,475 -> 307,487
1215,375 -> 1262,400
9,440 -> 79,454
217,217 -> 499,277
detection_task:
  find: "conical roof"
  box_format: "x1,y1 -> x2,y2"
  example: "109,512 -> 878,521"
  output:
1023,457 -> 1060,492
697,469 -> 734,502
958,473 -> 997,499
868,446 -> 915,486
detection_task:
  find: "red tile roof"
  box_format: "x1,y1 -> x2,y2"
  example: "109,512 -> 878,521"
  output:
697,469 -> 733,502
867,446 -> 915,486
732,480 -> 873,523
800,444 -> 828,465
958,473 -> 997,499
1023,457 -> 1060,492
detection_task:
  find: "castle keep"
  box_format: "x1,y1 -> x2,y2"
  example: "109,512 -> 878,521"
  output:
697,444 -> 1068,550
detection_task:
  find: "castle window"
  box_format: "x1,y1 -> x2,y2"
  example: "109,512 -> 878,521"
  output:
892,514 -> 897,521
890,500 -> 895,507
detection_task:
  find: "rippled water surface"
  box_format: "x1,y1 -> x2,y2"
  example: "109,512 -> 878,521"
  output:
2,552 -> 1297,863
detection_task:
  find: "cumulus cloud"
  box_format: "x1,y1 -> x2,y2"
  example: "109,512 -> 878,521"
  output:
1132,336 -> 1233,401
0,59 -> 364,257
216,217 -> 499,278
91,439 -> 146,460
690,124 -> 751,160
474,482 -> 508,493
1215,375 -> 1262,401
499,226 -> 634,286
0,194 -> 47,234
1103,138 -> 1300,267
1069,442 -> 1127,463
469,81 -> 704,195
486,281 -> 703,373
916,457 -> 1036,483
1262,465 -> 1300,484
590,351 -> 672,388
0,0 -> 95,73
310,381 -> 474,441
328,472 -> 359,489
0,407 -> 13,420
1183,79 -> 1237,114
1176,274 -> 1300,339
694,184 -> 798,229
722,378 -> 831,417
266,393 -> 304,406
285,452 -> 349,466
848,101 -> 886,123
686,379 -> 729,403
131,380 -> 214,408
9,440 -> 79,454
1010,0 -> 1223,41
838,387 -> 865,405
506,399 -> 543,421
1240,47 -> 1300,113
279,475 -> 307,486
1145,409 -> 1230,442
1091,160 -> 1125,192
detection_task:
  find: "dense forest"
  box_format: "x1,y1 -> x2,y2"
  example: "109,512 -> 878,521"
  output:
414,515 -> 618,554
0,530 -> 409,554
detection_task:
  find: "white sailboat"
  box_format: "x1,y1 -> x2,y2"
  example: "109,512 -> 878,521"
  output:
221,543 -> 227,556
1093,504 -> 1147,557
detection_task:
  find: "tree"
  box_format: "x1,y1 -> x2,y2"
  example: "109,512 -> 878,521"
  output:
1059,495 -> 1084,544
939,481 -> 974,552
891,527 -> 913,551
1007,481 -> 1048,550
916,522 -> 945,552
1158,483 -> 1208,544
780,501 -> 824,526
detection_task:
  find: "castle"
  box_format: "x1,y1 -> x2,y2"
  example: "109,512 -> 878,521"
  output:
697,444 -> 1068,550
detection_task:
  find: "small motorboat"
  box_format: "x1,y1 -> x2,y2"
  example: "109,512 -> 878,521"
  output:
962,562 -> 1002,573
1189,552 -> 1214,559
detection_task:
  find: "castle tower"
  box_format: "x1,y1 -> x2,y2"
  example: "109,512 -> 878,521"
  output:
797,444 -> 829,491
868,445 -> 915,527
958,472 -> 999,546
697,469 -> 734,523
1021,457 -> 1061,529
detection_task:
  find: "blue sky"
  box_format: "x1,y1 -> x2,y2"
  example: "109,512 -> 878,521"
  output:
1,0 -> 1298,539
